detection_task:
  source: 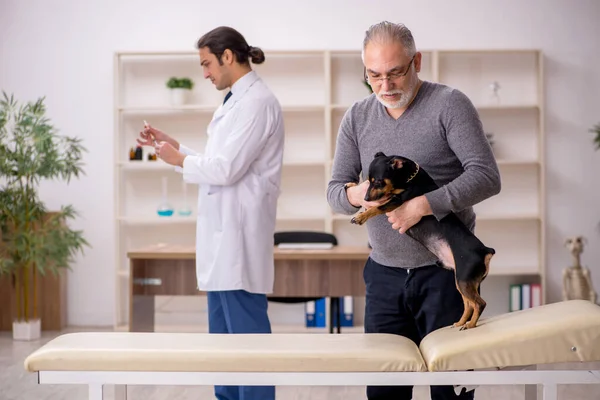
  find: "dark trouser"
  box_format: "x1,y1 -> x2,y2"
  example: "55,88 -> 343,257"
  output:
363,257 -> 475,400
207,290 -> 275,400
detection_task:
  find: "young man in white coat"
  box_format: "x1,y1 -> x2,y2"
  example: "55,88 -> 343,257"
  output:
137,26 -> 284,400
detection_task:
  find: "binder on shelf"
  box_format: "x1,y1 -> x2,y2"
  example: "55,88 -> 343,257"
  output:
315,298 -> 326,327
305,300 -> 316,327
521,283 -> 531,309
509,284 -> 521,312
531,283 -> 542,307
338,296 -> 354,327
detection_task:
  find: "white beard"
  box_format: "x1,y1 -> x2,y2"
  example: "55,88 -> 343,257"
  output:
375,89 -> 412,109
375,77 -> 419,109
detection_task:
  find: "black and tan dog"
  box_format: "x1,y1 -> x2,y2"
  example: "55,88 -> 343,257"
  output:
347,152 -> 495,330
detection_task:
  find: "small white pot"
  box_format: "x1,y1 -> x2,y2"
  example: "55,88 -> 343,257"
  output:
170,88 -> 190,106
13,318 -> 41,341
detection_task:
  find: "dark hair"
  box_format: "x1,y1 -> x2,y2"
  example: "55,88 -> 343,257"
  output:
196,26 -> 265,66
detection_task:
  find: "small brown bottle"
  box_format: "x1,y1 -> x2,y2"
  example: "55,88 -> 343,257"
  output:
129,147 -> 136,160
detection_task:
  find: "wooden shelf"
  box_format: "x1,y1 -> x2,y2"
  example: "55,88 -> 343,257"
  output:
117,161 -> 172,171
117,160 -> 324,170
487,267 -> 540,276
118,215 -> 195,225
119,105 -> 218,113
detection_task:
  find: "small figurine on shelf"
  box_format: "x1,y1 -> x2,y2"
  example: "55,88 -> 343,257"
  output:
489,81 -> 501,105
562,235 -> 597,304
157,176 -> 174,217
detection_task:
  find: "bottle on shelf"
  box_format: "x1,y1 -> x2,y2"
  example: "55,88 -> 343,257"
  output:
157,176 -> 174,217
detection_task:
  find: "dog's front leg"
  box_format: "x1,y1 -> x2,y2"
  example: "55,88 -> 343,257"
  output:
351,201 -> 400,225
351,188 -> 418,226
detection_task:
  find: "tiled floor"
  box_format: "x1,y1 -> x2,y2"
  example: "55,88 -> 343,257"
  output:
2,327 -> 599,400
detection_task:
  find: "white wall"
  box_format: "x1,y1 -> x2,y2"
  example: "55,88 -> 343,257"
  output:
1,0 -> 599,327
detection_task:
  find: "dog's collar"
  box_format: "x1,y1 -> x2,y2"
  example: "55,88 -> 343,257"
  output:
407,163 -> 419,183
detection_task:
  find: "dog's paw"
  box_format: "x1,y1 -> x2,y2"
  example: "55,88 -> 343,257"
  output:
455,321 -> 476,331
344,182 -> 358,189
351,213 -> 366,225
463,321 -> 478,330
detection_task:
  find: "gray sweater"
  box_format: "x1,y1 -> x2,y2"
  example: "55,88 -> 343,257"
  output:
327,80 -> 501,269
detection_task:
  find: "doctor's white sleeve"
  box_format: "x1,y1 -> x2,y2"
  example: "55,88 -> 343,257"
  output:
180,101 -> 279,186
174,144 -> 200,174
179,144 -> 199,156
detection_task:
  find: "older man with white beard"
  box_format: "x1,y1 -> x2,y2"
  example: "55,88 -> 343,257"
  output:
326,21 -> 501,400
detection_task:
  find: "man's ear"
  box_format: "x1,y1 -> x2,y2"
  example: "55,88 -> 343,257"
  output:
221,49 -> 234,64
390,157 -> 404,169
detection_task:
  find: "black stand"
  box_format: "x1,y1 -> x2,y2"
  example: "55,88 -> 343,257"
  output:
329,297 -> 341,334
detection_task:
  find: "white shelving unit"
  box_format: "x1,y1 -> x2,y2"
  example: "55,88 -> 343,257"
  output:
113,49 -> 544,328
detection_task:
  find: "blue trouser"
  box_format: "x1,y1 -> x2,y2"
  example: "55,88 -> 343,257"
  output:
363,257 -> 475,400
207,290 -> 275,400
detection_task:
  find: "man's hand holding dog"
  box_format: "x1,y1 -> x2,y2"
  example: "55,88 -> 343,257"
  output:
346,181 -> 387,209
386,196 -> 432,234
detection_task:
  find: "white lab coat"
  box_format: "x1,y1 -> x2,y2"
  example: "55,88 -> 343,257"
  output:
175,71 -> 284,294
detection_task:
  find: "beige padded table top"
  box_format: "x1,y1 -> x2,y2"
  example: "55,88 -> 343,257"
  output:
24,300 -> 600,375
420,300 -> 600,372
24,332 -> 427,373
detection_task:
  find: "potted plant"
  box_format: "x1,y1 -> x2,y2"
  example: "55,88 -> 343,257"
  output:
0,92 -> 90,340
166,77 -> 194,106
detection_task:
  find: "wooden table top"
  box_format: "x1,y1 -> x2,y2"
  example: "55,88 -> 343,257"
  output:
127,243 -> 372,261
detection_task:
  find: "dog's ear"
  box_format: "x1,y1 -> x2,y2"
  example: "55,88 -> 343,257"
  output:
390,157 -> 404,169
374,151 -> 386,158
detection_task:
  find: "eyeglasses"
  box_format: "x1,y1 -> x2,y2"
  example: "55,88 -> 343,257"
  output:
364,55 -> 415,84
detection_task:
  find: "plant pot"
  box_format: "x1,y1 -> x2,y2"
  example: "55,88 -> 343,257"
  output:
170,88 -> 190,106
13,318 -> 41,341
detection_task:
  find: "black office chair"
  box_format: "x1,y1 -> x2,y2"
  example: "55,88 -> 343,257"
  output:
270,231 -> 343,333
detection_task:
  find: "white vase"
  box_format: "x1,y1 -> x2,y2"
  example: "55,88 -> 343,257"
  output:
13,318 -> 41,341
170,88 -> 189,106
